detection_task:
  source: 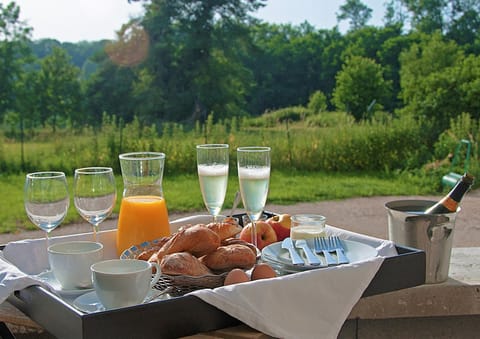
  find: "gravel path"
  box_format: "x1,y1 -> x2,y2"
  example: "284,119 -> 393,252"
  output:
2,190 -> 479,247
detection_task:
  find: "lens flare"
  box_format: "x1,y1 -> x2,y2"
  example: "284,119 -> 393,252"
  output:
105,21 -> 149,67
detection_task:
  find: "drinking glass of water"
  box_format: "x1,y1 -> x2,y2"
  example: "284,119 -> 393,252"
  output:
74,167 -> 117,241
237,146 -> 271,249
24,171 -> 70,245
196,144 -> 229,222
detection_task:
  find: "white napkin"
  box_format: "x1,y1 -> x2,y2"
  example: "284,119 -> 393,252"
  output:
190,224 -> 397,339
0,230 -> 117,304
0,253 -> 49,304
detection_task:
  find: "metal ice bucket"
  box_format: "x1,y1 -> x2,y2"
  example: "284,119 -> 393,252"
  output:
385,200 -> 459,284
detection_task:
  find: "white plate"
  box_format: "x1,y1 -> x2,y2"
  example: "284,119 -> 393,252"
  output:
72,289 -> 172,313
261,238 -> 377,273
35,270 -> 94,297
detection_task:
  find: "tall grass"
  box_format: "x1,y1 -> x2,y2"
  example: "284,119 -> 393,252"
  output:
0,111 -> 478,234
0,113 -> 435,174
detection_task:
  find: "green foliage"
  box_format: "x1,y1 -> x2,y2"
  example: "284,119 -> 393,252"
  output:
36,47 -> 83,131
433,112 -> 479,175
29,39 -> 104,77
255,106 -> 311,127
332,55 -> 392,120
277,114 -> 429,172
138,0 -> 263,122
396,0 -> 480,38
3,1 -> 480,135
399,33 -> 480,131
336,0 -> 373,31
305,111 -> 355,128
246,23 -> 344,115
307,90 -> 328,113
0,2 -> 32,120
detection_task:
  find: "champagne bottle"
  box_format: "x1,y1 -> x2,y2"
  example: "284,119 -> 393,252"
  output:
424,173 -> 475,214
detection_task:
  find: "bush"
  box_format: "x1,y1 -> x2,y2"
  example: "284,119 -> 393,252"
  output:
305,111 -> 355,128
307,90 -> 328,113
433,112 -> 479,175
256,106 -> 312,127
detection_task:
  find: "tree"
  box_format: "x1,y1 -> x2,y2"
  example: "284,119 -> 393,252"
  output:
399,33 -> 480,130
14,69 -> 38,170
139,0 -> 265,122
402,0 -> 447,33
332,56 -> 391,120
84,53 -> 137,128
384,0 -> 408,27
389,0 -> 480,40
336,0 -> 373,31
0,2 -> 32,120
376,28 -> 419,110
36,47 -> 83,131
447,5 -> 480,49
246,23 -> 344,114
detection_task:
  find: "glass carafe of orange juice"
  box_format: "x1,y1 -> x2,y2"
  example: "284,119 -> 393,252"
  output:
116,152 -> 170,256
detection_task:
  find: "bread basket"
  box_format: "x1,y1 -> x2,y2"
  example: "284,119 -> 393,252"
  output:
120,240 -> 227,296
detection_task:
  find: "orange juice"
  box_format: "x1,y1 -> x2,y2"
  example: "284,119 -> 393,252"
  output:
116,195 -> 170,256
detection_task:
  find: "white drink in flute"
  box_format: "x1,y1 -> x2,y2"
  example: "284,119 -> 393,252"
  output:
198,164 -> 228,217
238,166 -> 270,218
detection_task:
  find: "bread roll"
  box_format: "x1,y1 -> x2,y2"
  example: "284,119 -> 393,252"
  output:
160,252 -> 212,276
206,218 -> 242,240
148,224 -> 220,264
221,238 -> 257,257
182,224 -> 221,256
200,244 -> 256,271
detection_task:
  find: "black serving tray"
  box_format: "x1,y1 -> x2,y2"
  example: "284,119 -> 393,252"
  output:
6,212 -> 426,339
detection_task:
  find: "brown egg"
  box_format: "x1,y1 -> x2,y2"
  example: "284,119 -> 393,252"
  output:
224,268 -> 250,286
251,263 -> 277,280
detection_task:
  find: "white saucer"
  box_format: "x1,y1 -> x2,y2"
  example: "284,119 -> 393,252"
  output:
73,291 -> 105,313
35,270 -> 94,297
73,288 -> 172,313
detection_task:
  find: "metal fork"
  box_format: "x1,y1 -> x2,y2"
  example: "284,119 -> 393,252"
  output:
329,236 -> 349,264
313,237 -> 337,265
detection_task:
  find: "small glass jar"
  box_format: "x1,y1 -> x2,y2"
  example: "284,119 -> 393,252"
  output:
290,214 -> 326,240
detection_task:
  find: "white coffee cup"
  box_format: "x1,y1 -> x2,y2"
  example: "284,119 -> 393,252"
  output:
91,259 -> 162,310
48,241 -> 104,290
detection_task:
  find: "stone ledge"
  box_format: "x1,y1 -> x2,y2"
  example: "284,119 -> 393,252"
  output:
349,247 -> 480,320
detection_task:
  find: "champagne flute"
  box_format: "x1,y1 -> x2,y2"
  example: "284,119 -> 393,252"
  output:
74,167 -> 117,241
237,146 -> 271,249
196,144 -> 229,222
24,171 -> 70,246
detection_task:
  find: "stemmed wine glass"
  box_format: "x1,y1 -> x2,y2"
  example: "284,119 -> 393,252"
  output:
237,146 -> 271,249
196,144 -> 229,222
73,167 -> 117,241
24,171 -> 70,246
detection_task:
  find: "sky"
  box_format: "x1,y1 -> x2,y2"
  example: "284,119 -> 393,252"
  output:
11,0 -> 386,43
